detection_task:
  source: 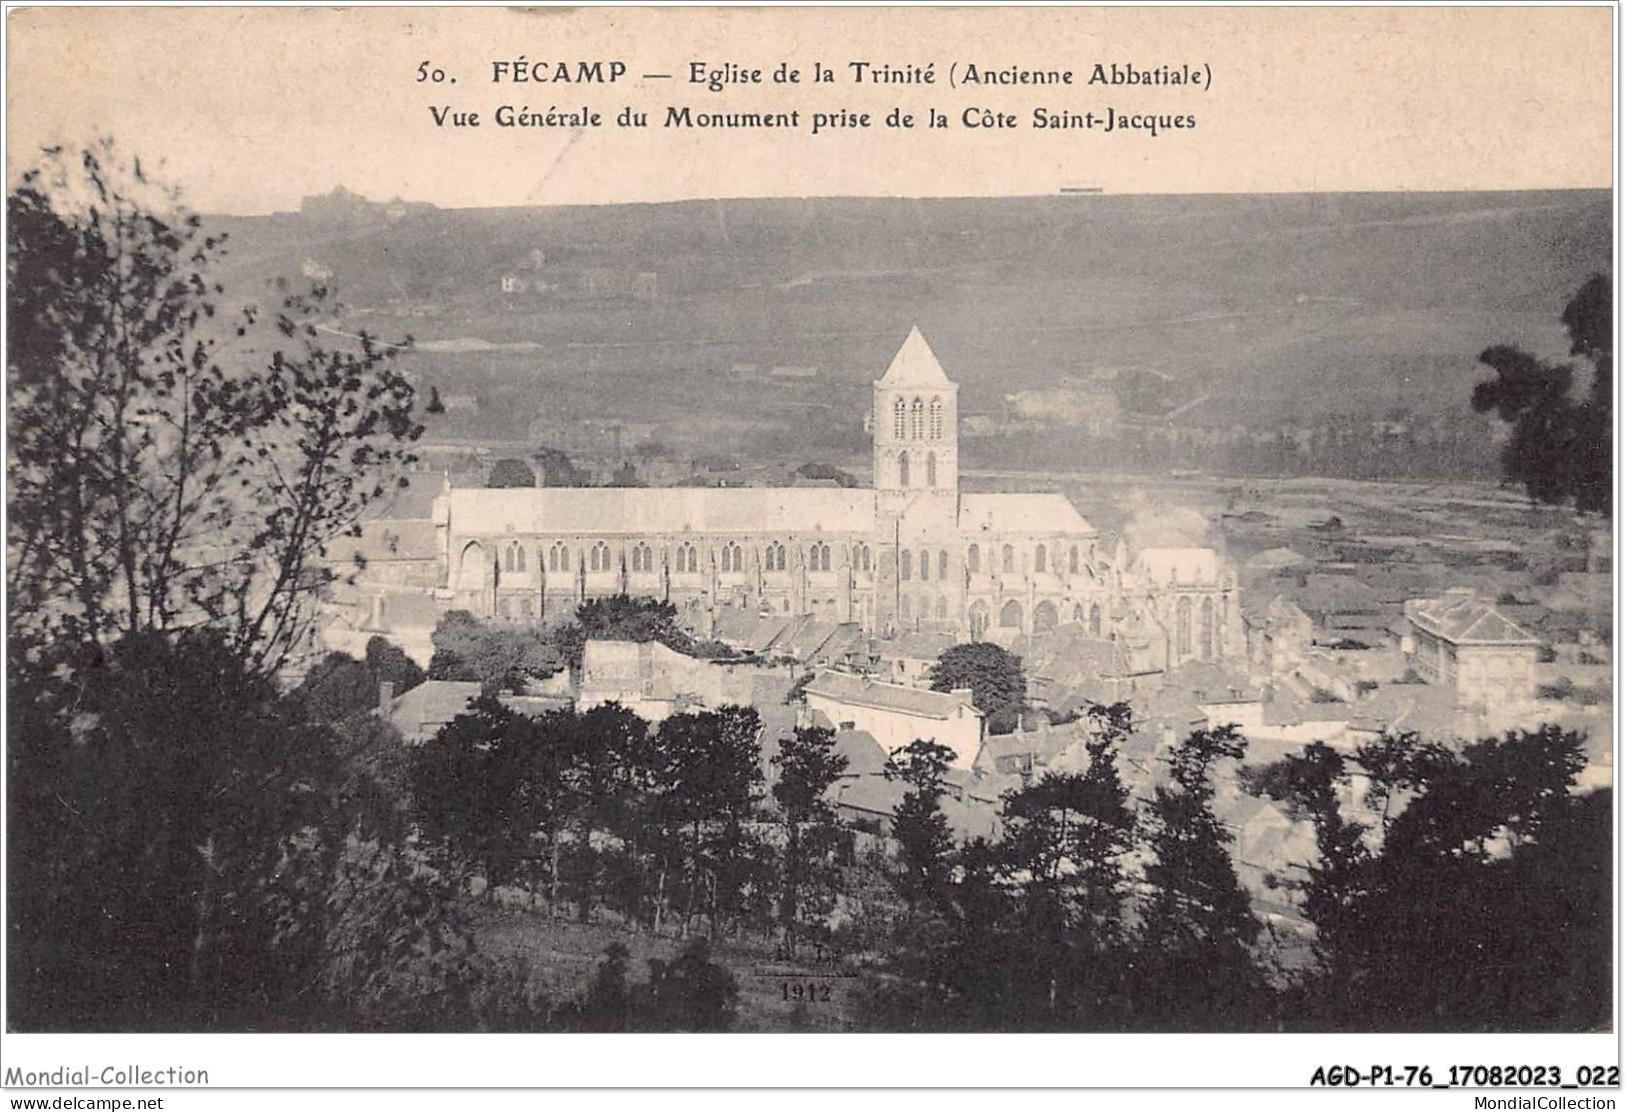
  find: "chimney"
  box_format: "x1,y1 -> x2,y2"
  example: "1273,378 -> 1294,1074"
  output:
378,681 -> 395,715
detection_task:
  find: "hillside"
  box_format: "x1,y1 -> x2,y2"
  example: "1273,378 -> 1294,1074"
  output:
207,191 -> 1610,472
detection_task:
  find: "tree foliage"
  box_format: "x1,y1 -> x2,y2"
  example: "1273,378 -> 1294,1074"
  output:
928,642 -> 1028,734
6,140 -> 423,676
486,458 -> 536,488
425,609 -> 565,689
1472,274 -> 1612,514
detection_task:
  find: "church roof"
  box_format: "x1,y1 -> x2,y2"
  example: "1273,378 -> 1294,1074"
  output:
877,326 -> 952,388
445,486 -> 878,536
958,493 -> 1094,536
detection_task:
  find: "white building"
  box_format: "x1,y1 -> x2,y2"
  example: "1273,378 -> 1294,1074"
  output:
802,669 -> 985,769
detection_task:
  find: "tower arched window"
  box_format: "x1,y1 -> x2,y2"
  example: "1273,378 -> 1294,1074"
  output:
910,397 -> 925,439
505,544 -> 517,572
939,550 -> 949,579
1035,544 -> 1047,573
926,452 -> 937,488
1069,545 -> 1080,574
919,548 -> 930,582
930,397 -> 943,439
677,543 -> 697,573
893,397 -> 907,438
898,453 -> 911,488
549,543 -> 570,572
590,542 -> 611,572
900,550 -> 912,581
967,544 -> 980,573
1002,544 -> 1015,573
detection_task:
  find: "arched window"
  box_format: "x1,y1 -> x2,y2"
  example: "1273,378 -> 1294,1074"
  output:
590,542 -> 611,572
1070,545 -> 1080,574
900,550 -> 912,580
550,543 -> 569,572
812,543 -> 830,571
1034,600 -> 1058,633
919,549 -> 930,582
632,543 -> 653,572
1002,544 -> 1015,573
1073,603 -> 1085,623
938,550 -> 949,579
898,453 -> 911,487
929,396 -> 943,439
1177,596 -> 1193,657
1201,596 -> 1216,660
999,599 -> 1023,629
721,542 -> 738,572
855,543 -> 871,573
910,397 -> 925,439
776,543 -> 788,571
967,544 -> 980,574
926,452 -> 937,488
969,601 -> 989,640
677,543 -> 697,573
893,396 -> 907,438
456,541 -> 487,592
1035,544 -> 1047,573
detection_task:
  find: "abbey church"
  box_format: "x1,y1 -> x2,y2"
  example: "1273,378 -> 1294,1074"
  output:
423,327 -> 1239,670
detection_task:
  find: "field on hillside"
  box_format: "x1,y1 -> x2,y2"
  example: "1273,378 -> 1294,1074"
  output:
208,191 -> 1610,471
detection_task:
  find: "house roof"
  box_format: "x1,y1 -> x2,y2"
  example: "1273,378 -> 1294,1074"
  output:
1410,594 -> 1541,646
382,680 -> 482,743
803,670 -> 981,721
878,630 -> 958,663
876,325 -> 952,388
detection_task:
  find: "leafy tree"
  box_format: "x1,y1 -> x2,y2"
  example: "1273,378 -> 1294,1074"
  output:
1472,274 -> 1611,514
424,385 -> 446,415
425,609 -> 565,689
408,693 -> 541,890
771,726 -> 849,954
635,938 -> 739,1031
649,707 -> 766,936
1250,726 -> 1605,1031
558,594 -> 695,670
292,635 -> 425,722
487,458 -> 536,488
883,739 -> 958,912
532,446 -> 588,487
1243,740 -> 1371,1020
6,630 -> 338,1028
6,141 -> 422,677
928,642 -> 1028,734
1139,724 -> 1267,1028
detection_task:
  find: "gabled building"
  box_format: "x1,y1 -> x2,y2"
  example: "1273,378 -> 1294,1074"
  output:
1403,590 -> 1543,706
802,668 -> 985,769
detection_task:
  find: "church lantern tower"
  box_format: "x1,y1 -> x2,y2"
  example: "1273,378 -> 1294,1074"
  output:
873,325 -> 959,519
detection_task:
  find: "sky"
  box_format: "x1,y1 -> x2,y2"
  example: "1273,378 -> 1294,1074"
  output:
5,6 -> 1614,214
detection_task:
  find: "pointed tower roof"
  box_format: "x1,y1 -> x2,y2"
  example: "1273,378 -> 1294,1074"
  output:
878,326 -> 952,387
